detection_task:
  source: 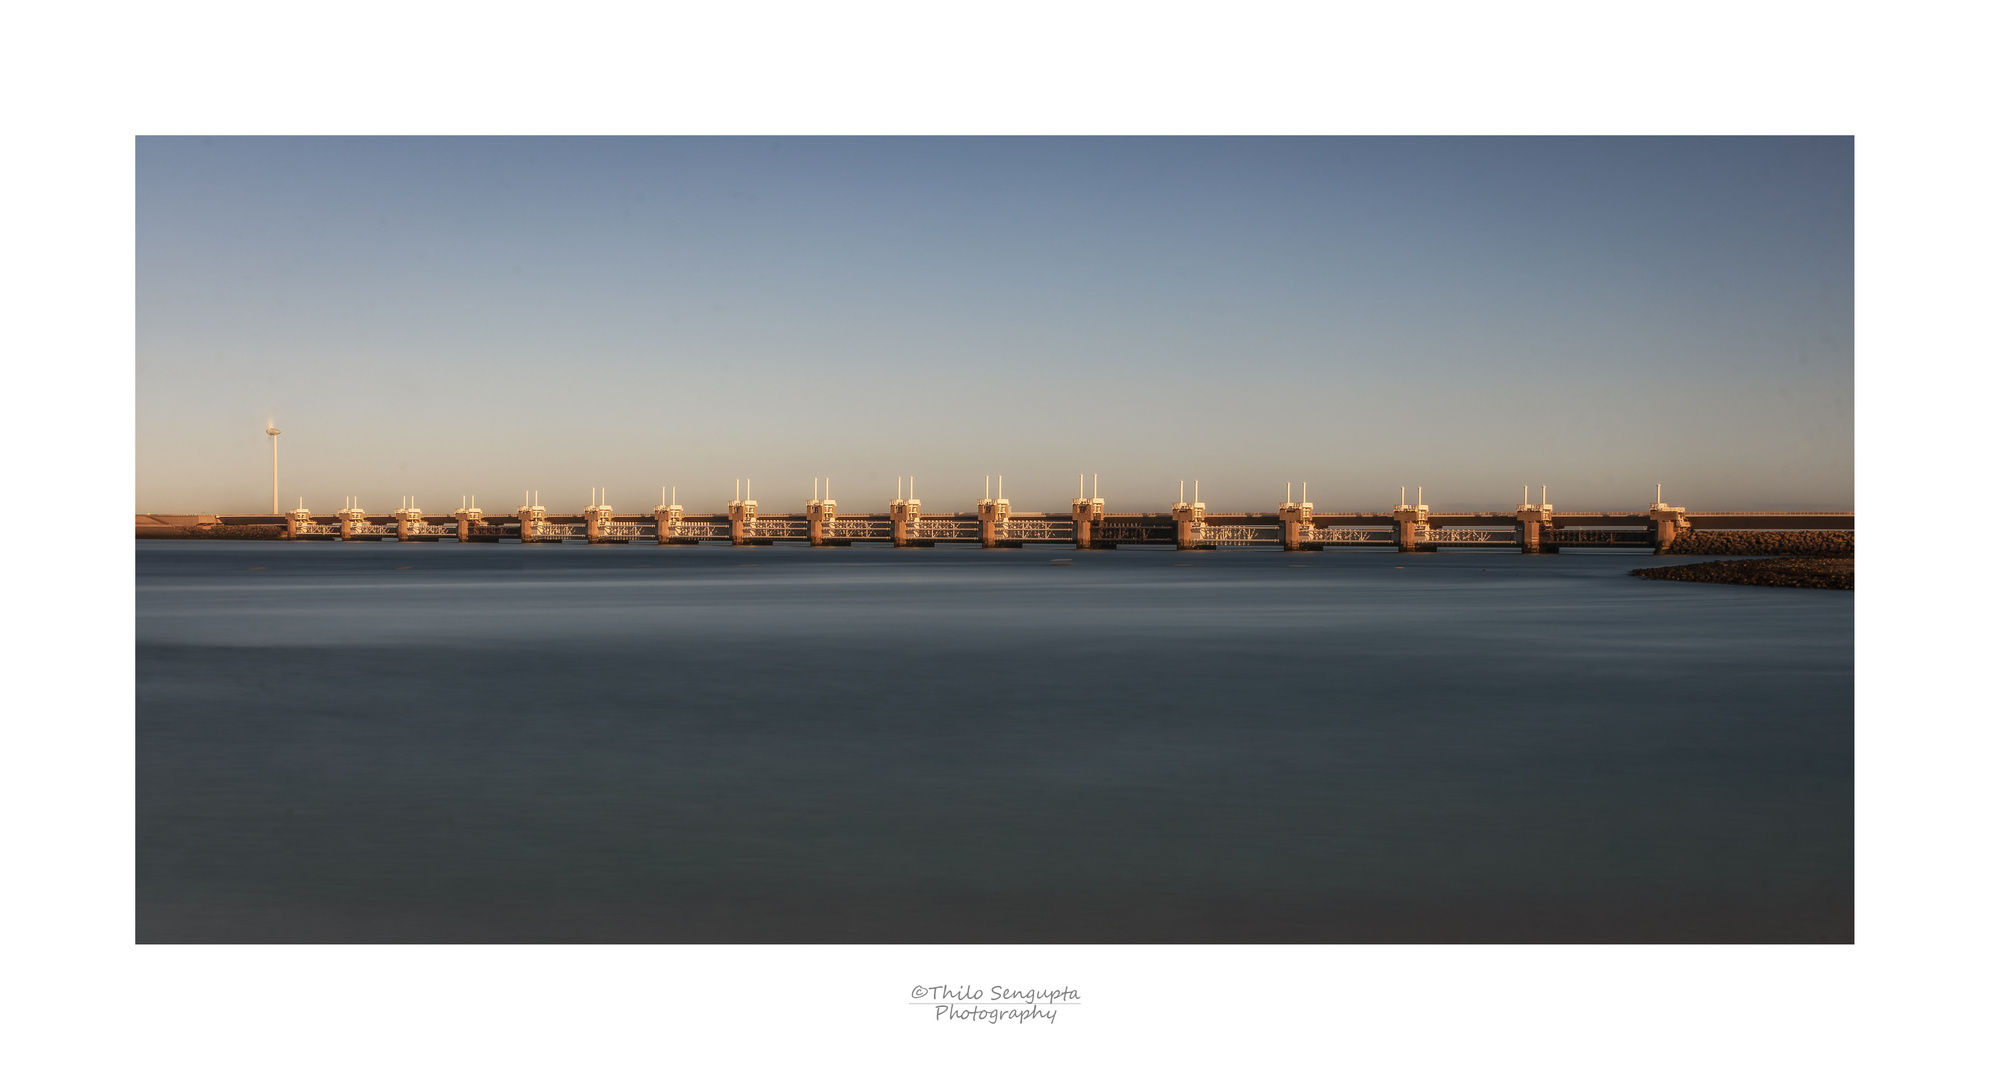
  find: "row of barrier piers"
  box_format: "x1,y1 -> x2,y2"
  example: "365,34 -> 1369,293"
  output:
265,497 -> 1844,554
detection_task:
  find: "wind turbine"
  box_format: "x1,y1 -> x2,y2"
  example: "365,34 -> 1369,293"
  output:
266,420 -> 282,514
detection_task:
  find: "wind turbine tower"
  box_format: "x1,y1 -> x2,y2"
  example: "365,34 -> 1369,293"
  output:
266,421 -> 281,514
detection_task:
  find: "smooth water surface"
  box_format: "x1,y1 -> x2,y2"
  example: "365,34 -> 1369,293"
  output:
137,541 -> 1853,942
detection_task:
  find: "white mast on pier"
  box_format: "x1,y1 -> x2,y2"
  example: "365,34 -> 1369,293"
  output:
266,421 -> 282,514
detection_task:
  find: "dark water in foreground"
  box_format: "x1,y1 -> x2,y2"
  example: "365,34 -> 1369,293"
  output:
137,541 -> 1852,943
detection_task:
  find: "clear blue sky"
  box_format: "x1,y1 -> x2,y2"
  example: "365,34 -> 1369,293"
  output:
136,137 -> 1851,515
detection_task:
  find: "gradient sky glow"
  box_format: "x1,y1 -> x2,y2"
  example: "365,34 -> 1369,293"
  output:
136,136 -> 1852,515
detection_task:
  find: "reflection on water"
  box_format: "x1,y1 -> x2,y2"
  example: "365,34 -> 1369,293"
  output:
137,540 -> 1852,942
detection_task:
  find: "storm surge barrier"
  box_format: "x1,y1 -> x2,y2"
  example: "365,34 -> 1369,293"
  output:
149,484 -> 1851,555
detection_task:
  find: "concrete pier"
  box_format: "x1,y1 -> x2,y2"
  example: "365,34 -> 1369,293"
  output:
654,500 -> 686,544
977,491 -> 1012,548
517,501 -> 555,543
453,503 -> 498,542
1172,496 -> 1207,550
1065,475 -> 1107,549
392,505 -> 437,542
1278,495 -> 1312,551
1514,497 -> 1553,554
806,496 -> 835,546
585,503 -> 625,544
337,505 -> 375,541
890,492 -> 920,547
1649,499 -> 1690,554
727,493 -> 761,545
1070,495 -> 1101,548
1391,497 -> 1430,553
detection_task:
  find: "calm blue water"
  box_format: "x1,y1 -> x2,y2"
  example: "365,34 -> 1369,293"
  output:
136,540 -> 1852,942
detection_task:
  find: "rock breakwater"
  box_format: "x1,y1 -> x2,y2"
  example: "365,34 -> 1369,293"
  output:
143,522 -> 287,541
1668,530 -> 1852,557
1632,557 -> 1852,590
